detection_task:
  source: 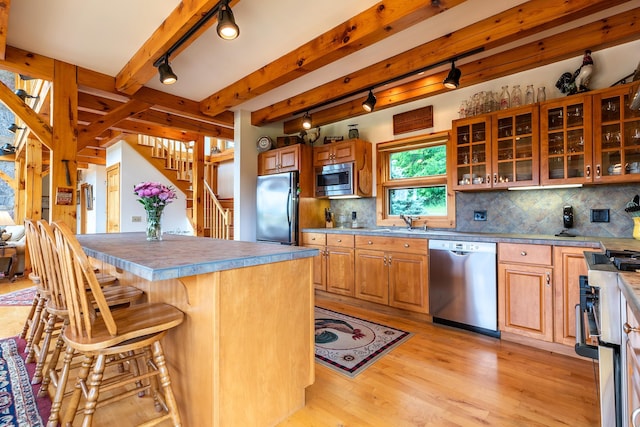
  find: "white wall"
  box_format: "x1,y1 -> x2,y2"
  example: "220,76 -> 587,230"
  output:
106,141 -> 193,235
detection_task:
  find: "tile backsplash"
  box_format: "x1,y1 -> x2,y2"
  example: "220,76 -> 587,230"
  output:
331,183 -> 640,238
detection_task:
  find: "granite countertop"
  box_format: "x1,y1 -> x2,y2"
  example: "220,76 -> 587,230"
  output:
302,227 -> 640,250
77,233 -> 318,281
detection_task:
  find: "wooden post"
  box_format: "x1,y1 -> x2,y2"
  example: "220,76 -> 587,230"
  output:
24,136 -> 43,221
50,60 -> 78,231
191,135 -> 205,236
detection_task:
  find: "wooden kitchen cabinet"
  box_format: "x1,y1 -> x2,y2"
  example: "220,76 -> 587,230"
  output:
592,82 -> 640,184
355,235 -> 428,313
491,105 -> 539,188
498,243 -> 554,342
258,144 -> 314,196
452,115 -> 493,190
301,232 -> 354,295
313,139 -> 367,166
540,94 -> 593,185
553,246 -> 588,346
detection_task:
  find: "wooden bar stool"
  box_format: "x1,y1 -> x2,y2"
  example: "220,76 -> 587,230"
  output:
31,220 -> 145,390
51,221 -> 184,427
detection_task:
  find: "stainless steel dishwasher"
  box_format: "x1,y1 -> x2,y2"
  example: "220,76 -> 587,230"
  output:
428,240 -> 499,337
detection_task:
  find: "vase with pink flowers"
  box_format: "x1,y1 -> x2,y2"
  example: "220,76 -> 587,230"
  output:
134,181 -> 177,241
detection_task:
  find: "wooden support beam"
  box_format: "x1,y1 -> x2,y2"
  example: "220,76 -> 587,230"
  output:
253,0 -> 629,126
77,99 -> 153,150
50,60 -> 78,230
0,0 -> 11,60
0,80 -> 53,148
0,45 -> 54,80
0,169 -> 15,191
78,110 -> 199,142
24,137 -> 43,221
192,135 -> 205,236
200,0 -> 467,117
284,5 -> 640,132
115,0 -> 240,95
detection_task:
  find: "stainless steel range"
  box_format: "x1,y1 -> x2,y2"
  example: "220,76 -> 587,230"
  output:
580,249 -> 637,427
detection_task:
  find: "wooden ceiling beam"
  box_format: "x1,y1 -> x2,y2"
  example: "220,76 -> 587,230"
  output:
77,91 -> 233,138
253,0 -> 628,126
0,45 -> 54,80
200,0 -> 467,117
0,80 -> 53,148
77,99 -> 153,150
115,0 -> 241,95
283,6 -> 640,133
78,110 -> 199,142
0,0 -> 11,60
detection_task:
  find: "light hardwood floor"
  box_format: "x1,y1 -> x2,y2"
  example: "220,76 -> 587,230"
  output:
0,277 -> 599,426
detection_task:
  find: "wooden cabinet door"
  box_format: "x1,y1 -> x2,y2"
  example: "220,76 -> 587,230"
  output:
258,150 -> 280,175
451,115 -> 493,190
625,302 -> 640,424
326,247 -> 354,296
355,249 -> 388,305
307,244 -> 326,291
389,252 -> 428,313
553,246 -> 588,346
540,94 -> 592,185
278,145 -> 300,172
498,263 -> 553,342
333,140 -> 357,163
313,145 -> 333,166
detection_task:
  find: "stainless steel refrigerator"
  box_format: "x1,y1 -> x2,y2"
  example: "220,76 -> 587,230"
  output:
256,171 -> 299,245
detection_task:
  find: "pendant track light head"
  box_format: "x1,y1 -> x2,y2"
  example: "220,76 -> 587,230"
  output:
158,57 -> 178,85
8,123 -> 25,133
217,1 -> 239,40
15,89 -> 39,101
362,90 -> 377,112
302,112 -> 312,130
443,61 -> 462,89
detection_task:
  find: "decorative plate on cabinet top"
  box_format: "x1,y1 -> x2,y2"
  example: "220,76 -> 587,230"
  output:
257,136 -> 272,152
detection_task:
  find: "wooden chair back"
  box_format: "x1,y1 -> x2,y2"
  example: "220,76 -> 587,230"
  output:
37,220 -> 68,311
52,221 -> 117,340
24,219 -> 46,286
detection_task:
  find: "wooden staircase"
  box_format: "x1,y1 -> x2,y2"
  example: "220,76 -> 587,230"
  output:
127,135 -> 233,239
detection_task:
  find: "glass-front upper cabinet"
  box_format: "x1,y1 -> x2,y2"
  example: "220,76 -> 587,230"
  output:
593,83 -> 640,183
492,106 -> 539,189
452,115 -> 492,190
540,94 -> 592,185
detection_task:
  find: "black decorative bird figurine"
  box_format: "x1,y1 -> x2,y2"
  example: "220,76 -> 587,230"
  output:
555,50 -> 594,95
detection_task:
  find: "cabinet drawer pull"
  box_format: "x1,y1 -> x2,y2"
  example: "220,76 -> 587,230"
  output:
624,322 -> 640,335
586,165 -> 591,177
596,164 -> 601,177
337,239 -> 342,243
311,237 -> 316,241
404,243 -> 410,248
520,251 -> 527,256
546,272 -> 551,286
367,240 -> 373,245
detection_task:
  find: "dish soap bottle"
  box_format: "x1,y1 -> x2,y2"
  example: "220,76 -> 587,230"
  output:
351,211 -> 358,229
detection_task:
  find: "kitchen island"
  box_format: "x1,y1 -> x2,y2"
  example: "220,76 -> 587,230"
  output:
76,232 -> 317,427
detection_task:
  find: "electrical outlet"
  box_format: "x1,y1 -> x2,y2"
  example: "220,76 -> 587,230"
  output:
590,208 -> 610,223
131,215 -> 142,223
473,210 -> 487,221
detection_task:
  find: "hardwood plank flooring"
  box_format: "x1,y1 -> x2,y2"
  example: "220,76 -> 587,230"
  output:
0,278 -> 599,426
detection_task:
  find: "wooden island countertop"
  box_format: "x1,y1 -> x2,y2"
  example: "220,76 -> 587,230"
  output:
77,233 -> 317,427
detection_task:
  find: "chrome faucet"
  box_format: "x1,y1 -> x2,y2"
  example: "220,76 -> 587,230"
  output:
400,214 -> 415,230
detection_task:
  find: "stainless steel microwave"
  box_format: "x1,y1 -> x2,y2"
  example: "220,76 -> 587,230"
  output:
315,163 -> 354,197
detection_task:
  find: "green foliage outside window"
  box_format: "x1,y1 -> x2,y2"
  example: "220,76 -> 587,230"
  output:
389,145 -> 446,179
388,145 -> 447,216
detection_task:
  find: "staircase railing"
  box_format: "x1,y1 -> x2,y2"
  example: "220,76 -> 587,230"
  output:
204,180 -> 231,240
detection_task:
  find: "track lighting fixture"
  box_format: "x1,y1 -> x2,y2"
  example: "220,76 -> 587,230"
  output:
158,57 -> 178,85
443,61 -> 462,89
15,89 -> 39,101
19,74 -> 35,81
362,90 -> 377,112
7,124 -> 25,133
302,113 -> 312,130
217,0 -> 239,40
153,0 -> 240,84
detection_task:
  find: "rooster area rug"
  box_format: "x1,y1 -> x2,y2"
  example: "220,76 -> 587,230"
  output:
314,307 -> 412,377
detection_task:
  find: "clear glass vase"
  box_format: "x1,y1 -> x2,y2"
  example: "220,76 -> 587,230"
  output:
146,209 -> 163,241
